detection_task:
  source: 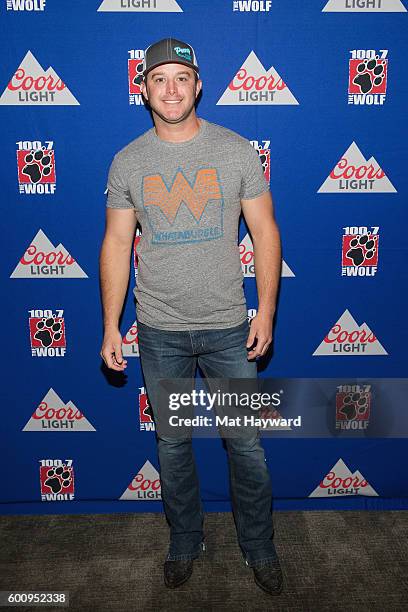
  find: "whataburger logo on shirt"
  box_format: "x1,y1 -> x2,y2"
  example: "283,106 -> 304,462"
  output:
143,168 -> 225,245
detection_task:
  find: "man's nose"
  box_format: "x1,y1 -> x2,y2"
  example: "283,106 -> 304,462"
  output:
166,79 -> 177,95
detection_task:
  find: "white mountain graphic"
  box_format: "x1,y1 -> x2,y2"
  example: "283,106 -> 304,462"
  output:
318,141 -> 396,193
23,388 -> 95,431
10,229 -> 88,278
120,460 -> 162,500
122,320 -> 139,357
217,51 -> 299,105
0,51 -> 79,106
239,233 -> 295,277
313,308 -> 387,356
97,0 -> 182,11
281,260 -> 295,277
323,0 -> 406,11
309,458 -> 378,497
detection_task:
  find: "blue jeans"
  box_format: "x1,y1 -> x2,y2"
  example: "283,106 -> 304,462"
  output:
137,318 -> 278,568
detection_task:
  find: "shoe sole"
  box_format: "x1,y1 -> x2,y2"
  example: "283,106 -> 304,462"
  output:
254,574 -> 283,596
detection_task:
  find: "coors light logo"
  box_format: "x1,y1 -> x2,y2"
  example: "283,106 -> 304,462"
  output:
10,229 -> 88,278
239,233 -> 295,278
217,51 -> 299,105
98,0 -> 182,11
309,458 -> 378,497
313,309 -> 387,355
120,460 -> 161,500
318,142 -> 396,193
0,51 -> 79,106
122,320 -> 139,357
322,0 -> 406,12
23,388 -> 95,431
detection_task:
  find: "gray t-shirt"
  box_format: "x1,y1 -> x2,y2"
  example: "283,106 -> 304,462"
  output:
106,118 -> 269,330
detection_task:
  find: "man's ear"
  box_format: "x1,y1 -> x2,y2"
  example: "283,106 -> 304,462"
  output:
195,79 -> 202,98
140,79 -> 148,101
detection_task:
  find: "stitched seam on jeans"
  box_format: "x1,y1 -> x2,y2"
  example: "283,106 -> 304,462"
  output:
228,447 -> 244,557
190,355 -> 203,529
200,357 -> 245,552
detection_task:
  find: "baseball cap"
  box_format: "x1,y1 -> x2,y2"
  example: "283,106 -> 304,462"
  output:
142,37 -> 199,77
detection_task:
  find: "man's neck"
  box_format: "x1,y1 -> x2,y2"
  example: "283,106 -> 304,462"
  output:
153,113 -> 201,143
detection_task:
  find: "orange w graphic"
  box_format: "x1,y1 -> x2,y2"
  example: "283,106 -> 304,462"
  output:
143,168 -> 222,223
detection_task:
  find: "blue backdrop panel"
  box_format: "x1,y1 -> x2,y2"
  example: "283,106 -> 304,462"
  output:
1,0 -> 407,514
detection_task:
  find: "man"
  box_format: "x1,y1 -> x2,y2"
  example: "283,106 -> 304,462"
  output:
99,37 -> 283,595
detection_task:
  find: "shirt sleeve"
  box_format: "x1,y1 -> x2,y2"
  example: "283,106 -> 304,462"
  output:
106,154 -> 134,209
240,143 -> 270,201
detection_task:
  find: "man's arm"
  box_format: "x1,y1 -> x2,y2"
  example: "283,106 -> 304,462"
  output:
241,190 -> 281,360
99,208 -> 137,371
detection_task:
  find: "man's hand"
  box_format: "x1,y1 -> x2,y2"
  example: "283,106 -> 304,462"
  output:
100,328 -> 128,371
246,313 -> 273,360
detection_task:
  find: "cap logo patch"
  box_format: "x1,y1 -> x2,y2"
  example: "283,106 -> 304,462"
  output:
174,46 -> 192,61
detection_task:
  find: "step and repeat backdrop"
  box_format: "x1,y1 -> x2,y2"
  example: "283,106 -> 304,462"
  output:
1,0 -> 407,514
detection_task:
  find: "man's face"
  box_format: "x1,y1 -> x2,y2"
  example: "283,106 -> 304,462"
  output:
140,63 -> 202,125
